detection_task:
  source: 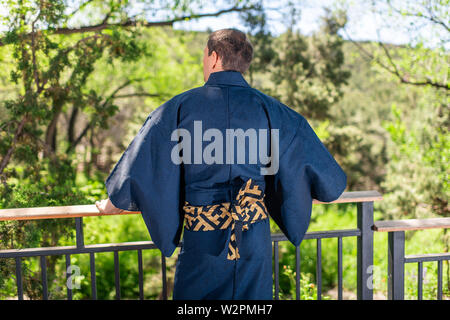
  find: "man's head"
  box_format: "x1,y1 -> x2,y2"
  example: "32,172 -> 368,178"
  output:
203,28 -> 253,82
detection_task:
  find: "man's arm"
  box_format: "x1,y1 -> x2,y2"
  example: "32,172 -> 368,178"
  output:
95,198 -> 124,214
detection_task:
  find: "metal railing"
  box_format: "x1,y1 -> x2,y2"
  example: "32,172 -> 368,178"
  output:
374,218 -> 450,300
1,191 -> 383,300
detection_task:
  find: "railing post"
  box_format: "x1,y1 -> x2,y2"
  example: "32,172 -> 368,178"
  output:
357,201 -> 374,300
15,257 -> 23,300
273,241 -> 279,300
75,217 -> 84,248
387,231 -> 405,300
161,253 -> 167,300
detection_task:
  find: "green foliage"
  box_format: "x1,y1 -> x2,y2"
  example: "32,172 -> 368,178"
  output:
0,160 -> 91,299
0,0 -> 151,183
279,267 -> 331,300
373,0 -> 449,90
381,89 -> 449,220
242,4 -> 351,121
268,7 -> 351,121
0,0 -> 449,300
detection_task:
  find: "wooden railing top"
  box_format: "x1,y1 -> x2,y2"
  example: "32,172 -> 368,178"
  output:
0,190 -> 382,221
312,190 -> 382,204
373,217 -> 450,232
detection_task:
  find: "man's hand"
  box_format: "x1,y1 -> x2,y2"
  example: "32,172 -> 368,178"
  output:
95,198 -> 124,214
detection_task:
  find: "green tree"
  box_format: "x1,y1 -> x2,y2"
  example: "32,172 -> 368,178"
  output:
0,0 -> 257,299
362,0 -> 450,290
269,6 -> 351,121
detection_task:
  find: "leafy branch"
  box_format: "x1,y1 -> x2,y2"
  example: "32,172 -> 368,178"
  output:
0,5 -> 253,46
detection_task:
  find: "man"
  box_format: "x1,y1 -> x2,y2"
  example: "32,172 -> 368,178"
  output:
96,29 -> 347,300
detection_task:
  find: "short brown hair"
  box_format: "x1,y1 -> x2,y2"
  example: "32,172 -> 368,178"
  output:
207,29 -> 253,73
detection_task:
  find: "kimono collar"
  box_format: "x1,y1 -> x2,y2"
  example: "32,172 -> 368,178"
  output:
205,70 -> 250,87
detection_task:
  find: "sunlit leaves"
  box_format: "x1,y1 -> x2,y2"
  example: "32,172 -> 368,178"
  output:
267,8 -> 351,120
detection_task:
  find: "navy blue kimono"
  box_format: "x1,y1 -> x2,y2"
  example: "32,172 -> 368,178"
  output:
105,70 -> 347,300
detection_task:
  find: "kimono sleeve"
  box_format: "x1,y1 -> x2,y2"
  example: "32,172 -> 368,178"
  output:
105,109 -> 183,257
266,116 -> 347,247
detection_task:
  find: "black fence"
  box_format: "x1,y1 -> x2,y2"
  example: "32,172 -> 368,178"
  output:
1,190 -> 449,300
374,218 -> 450,300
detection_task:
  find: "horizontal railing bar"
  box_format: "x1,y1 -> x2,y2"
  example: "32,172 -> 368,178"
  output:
374,217 -> 450,232
271,229 -> 361,242
304,229 -> 361,239
0,191 -> 382,221
0,241 -> 159,258
0,231 -> 362,258
404,253 -> 450,263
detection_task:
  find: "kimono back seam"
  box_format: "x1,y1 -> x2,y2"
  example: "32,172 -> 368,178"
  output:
105,70 -> 347,300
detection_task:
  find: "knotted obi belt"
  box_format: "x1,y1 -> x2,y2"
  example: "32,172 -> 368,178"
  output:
183,178 -> 269,260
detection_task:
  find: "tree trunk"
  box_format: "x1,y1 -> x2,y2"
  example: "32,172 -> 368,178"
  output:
68,106 -> 79,146
0,115 -> 28,179
44,104 -> 62,157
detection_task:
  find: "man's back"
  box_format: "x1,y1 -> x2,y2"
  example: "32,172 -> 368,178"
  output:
103,30 -> 347,300
175,70 -> 299,206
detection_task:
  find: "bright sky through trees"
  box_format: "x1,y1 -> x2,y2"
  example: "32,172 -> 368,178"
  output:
0,0 -> 446,48
172,0 -> 447,48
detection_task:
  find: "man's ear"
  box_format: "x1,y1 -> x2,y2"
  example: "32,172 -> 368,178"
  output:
212,50 -> 220,69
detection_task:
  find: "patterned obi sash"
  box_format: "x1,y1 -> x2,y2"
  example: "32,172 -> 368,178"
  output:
183,178 -> 269,260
